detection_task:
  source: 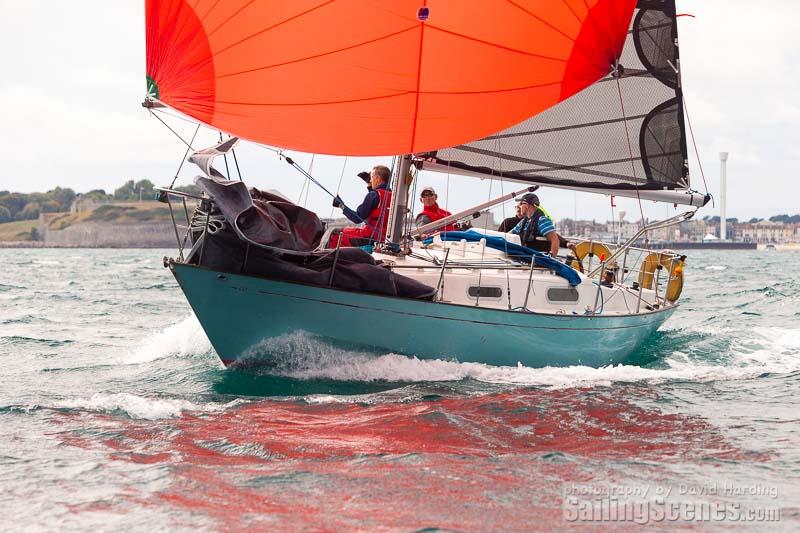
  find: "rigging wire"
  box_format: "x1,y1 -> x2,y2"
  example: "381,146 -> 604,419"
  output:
303,154 -> 316,207
168,123 -> 201,189
610,195 -> 616,245
682,96 -> 710,200
219,132 -> 231,179
613,74 -> 649,245
150,110 -> 194,150
474,148 -> 498,308
151,107 -> 203,126
403,164 -> 420,242
328,156 -> 349,220
282,154 -> 337,199
444,158 -> 451,241
230,138 -> 243,181
496,138 -> 513,310
254,142 -> 283,154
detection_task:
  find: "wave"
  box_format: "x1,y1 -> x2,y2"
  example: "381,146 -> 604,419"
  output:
0,335 -> 74,347
233,327 -> 800,390
51,392 -> 244,420
1,315 -> 53,325
704,265 -> 728,271
123,316 -> 800,392
126,315 -> 215,364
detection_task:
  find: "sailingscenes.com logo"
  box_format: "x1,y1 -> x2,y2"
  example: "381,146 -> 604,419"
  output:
562,482 -> 781,525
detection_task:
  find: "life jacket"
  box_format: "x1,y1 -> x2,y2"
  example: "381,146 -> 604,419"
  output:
365,186 -> 392,241
520,209 -> 545,247
519,209 -> 566,252
418,203 -> 457,232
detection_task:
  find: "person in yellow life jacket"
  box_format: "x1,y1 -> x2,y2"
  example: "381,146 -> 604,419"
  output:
414,186 -> 458,233
329,165 -> 392,248
510,193 -> 561,256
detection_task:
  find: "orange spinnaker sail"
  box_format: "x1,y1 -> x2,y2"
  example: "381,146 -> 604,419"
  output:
146,0 -> 636,156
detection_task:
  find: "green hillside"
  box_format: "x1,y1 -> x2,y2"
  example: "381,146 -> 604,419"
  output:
46,202 -> 174,231
0,219 -> 39,241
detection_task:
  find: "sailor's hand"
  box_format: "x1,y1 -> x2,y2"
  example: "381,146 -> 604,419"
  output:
332,195 -> 343,208
357,171 -> 371,184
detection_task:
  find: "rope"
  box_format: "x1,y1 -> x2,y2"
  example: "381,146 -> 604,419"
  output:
168,123 -> 201,189
614,75 -> 649,245
189,207 -> 226,234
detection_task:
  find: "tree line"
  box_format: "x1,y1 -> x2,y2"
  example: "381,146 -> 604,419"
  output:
0,180 -> 200,223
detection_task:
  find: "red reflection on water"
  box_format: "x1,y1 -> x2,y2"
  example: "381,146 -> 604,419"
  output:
154,387 -> 741,460
60,387 -> 756,530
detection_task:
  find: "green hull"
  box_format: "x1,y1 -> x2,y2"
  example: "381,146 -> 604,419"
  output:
171,263 -> 674,368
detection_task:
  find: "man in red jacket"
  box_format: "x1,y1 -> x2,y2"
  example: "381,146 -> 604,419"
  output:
329,165 -> 392,247
415,186 -> 458,233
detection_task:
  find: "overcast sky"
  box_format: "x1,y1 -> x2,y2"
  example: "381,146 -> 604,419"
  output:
1,0 -> 797,222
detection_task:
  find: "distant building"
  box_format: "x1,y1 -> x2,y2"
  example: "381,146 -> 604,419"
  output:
735,220 -> 790,244
70,194 -> 111,214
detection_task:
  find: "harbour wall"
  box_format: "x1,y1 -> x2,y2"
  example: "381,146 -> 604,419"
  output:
41,222 -> 176,248
644,241 -> 758,251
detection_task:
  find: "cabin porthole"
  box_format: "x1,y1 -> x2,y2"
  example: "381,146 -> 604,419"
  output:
546,288 -> 579,303
467,286 -> 503,300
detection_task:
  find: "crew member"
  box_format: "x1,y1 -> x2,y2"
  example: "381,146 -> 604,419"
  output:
510,193 -> 560,256
329,165 -> 392,247
498,203 -> 524,232
414,186 -> 458,232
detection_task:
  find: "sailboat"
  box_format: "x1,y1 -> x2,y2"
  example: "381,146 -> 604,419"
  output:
144,0 -> 709,368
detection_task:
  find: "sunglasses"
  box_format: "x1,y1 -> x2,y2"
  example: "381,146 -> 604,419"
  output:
421,193 -> 435,198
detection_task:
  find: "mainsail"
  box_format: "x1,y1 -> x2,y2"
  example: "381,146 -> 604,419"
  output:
145,0 -> 637,156
422,0 -> 709,206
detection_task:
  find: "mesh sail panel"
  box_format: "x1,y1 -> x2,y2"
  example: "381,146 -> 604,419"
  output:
427,0 -> 689,193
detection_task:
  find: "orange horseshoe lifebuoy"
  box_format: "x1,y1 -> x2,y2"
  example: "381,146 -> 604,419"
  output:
571,241 -> 614,274
638,252 -> 685,302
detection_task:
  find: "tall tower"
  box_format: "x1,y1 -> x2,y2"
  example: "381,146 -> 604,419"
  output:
719,152 -> 728,240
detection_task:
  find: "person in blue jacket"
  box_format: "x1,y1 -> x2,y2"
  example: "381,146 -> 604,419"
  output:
510,193 -> 560,256
329,165 -> 392,247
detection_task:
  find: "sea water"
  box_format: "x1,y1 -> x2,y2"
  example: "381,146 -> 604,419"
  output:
1,249 -> 798,530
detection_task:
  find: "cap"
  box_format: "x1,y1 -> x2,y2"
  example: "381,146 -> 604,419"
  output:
515,192 -> 540,206
420,186 -> 436,196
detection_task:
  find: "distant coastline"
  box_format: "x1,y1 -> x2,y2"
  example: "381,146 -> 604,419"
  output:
0,202 -> 179,248
0,180 -> 201,248
3,183 -> 799,248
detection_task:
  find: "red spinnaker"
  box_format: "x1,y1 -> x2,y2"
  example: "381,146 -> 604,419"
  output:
145,0 -> 636,155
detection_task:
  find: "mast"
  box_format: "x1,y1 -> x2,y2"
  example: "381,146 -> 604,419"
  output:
719,152 -> 728,240
386,155 -> 413,246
